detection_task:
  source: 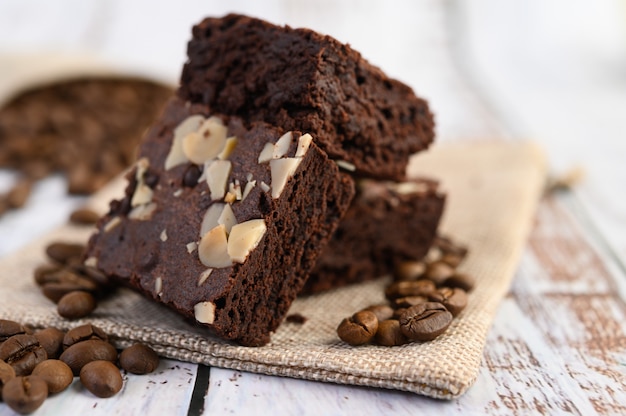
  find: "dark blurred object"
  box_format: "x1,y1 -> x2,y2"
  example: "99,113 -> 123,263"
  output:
0,77 -> 173,210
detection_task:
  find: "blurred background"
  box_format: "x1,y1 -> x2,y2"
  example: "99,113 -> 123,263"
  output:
0,0 -> 625,256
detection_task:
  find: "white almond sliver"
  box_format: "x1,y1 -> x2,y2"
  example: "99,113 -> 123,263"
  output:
242,180 -> 256,201
270,158 -> 301,199
273,131 -> 293,159
217,203 -> 238,234
218,136 -> 238,160
198,224 -> 232,268
295,133 -> 313,157
194,301 -> 216,324
258,142 -> 275,164
200,203 -> 225,237
198,268 -> 213,286
165,114 -> 204,170
227,219 -> 267,263
205,160 -> 232,200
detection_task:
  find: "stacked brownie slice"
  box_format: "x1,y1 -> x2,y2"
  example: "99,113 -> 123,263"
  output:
85,14 -> 443,346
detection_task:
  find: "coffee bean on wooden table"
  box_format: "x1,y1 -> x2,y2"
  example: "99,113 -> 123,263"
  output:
57,291 -> 97,320
80,360 -> 123,398
337,311 -> 379,346
60,339 -> 117,376
33,328 -> 65,360
0,360 -> 16,397
399,302 -> 453,342
31,360 -> 73,394
375,319 -> 408,347
62,324 -> 108,349
0,335 -> 47,376
119,343 -> 159,375
1,375 -> 48,414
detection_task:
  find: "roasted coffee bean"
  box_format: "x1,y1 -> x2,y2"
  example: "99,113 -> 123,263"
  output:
0,320 -> 26,343
6,178 -> 32,209
440,253 -> 465,268
57,291 -> 97,320
391,295 -> 428,309
362,304 -> 394,322
375,319 -> 408,347
422,261 -> 455,286
69,208 -> 100,225
60,339 -> 117,375
31,360 -> 73,394
76,264 -> 111,288
2,375 -> 48,414
433,235 -> 468,258
337,311 -> 378,346
385,279 -> 436,300
0,360 -> 16,397
0,334 -> 48,376
37,268 -> 98,288
80,360 -> 123,398
63,324 -> 108,349
393,260 -> 426,282
119,343 -> 159,375
182,164 -> 202,187
428,287 -> 468,317
34,328 -> 65,359
392,307 -> 408,320
399,302 -> 453,341
45,242 -> 85,265
42,281 -> 98,304
443,272 -> 475,292
33,264 -> 64,286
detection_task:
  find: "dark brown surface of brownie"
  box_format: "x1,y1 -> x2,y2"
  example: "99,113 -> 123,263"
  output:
179,14 -> 435,181
303,179 -> 445,294
84,97 -> 355,346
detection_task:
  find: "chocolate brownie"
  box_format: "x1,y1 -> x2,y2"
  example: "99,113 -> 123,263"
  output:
84,97 -> 355,346
303,179 -> 445,294
179,14 -> 435,181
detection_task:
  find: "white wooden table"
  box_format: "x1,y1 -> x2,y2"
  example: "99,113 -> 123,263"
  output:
1,1 -> 625,414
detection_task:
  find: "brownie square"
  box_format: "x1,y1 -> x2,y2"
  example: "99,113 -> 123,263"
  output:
179,14 -> 435,181
303,179 -> 445,294
85,97 -> 354,346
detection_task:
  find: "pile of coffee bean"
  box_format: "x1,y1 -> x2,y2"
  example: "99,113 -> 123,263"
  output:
0,77 -> 172,217
336,236 -> 474,346
0,320 -> 159,414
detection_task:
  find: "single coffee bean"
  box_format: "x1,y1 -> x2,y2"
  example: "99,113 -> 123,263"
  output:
433,235 -> 468,257
0,320 -> 26,343
393,260 -> 426,282
375,319 -> 408,347
62,324 -> 108,349
422,261 -> 455,286
45,242 -> 85,265
0,360 -> 16,397
42,281 -> 98,304
399,302 -> 453,341
391,295 -> 429,309
182,164 -> 202,187
362,304 -> 394,322
385,279 -> 436,300
34,328 -> 65,359
60,339 -> 117,375
392,307 -> 408,320
69,208 -> 100,225
0,334 -> 48,376
428,287 -> 468,317
6,178 -> 32,209
443,272 -> 475,292
119,343 -> 160,375
31,360 -> 73,394
440,253 -> 465,268
2,375 -> 48,414
33,264 -> 64,286
337,311 -> 378,346
80,360 -> 123,398
57,291 -> 97,320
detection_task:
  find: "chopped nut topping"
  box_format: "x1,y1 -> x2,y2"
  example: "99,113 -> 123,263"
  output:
258,142 -> 274,164
198,224 -> 232,268
270,158 -> 301,198
128,202 -> 157,220
160,229 -> 168,242
84,256 -> 98,268
242,180 -> 256,201
205,160 -> 231,200
260,181 -> 270,193
186,241 -> 198,254
155,277 -> 163,296
217,204 -> 238,234
200,203 -> 225,237
273,131 -> 293,159
198,268 -> 213,286
335,160 -> 356,172
165,114 -> 204,170
218,136 -> 238,160
194,301 -> 216,324
227,219 -> 267,263
103,216 -> 122,232
295,133 -> 313,157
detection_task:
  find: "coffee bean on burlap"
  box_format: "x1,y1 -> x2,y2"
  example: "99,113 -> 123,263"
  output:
375,319 -> 409,347
399,302 -> 453,342
385,279 -> 436,300
0,334 -> 48,376
337,311 -> 379,346
57,291 -> 97,320
428,287 -> 468,317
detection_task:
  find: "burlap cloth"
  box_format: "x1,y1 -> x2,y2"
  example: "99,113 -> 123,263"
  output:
0,141 -> 546,399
